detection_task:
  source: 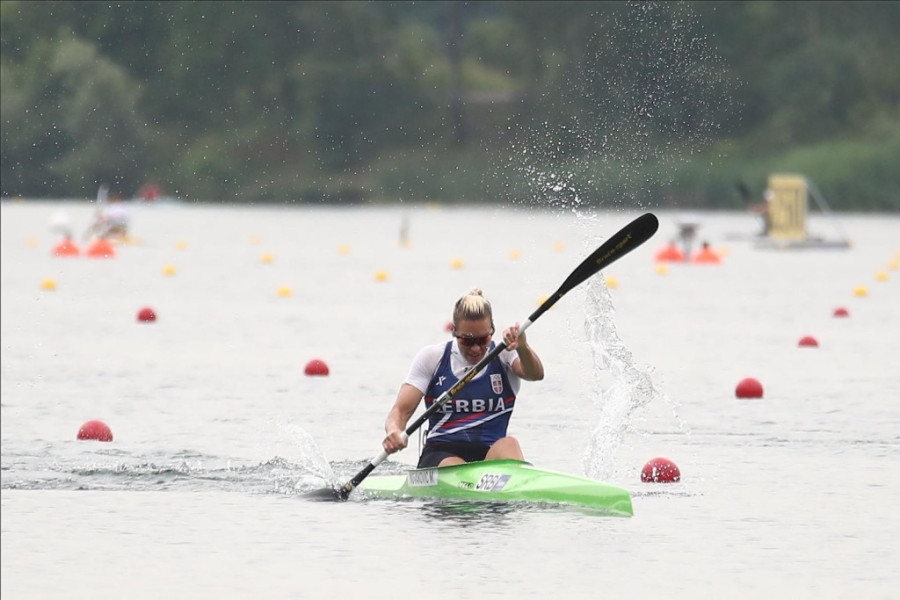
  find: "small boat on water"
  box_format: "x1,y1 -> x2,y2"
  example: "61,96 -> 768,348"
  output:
356,459 -> 634,516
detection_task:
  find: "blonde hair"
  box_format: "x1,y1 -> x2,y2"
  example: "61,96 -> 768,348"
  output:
452,288 -> 494,329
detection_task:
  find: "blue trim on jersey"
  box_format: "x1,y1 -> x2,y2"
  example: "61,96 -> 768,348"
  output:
423,341 -> 516,446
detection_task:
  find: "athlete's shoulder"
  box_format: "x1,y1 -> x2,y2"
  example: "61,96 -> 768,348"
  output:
415,342 -> 447,365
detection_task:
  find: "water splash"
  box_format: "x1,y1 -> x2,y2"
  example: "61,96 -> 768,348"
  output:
272,420 -> 336,484
581,271 -> 681,481
499,1 -> 735,212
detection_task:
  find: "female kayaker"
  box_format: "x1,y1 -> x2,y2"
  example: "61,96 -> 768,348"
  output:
382,288 -> 544,467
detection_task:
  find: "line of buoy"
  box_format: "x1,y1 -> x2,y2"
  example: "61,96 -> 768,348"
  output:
731,251 -> 893,417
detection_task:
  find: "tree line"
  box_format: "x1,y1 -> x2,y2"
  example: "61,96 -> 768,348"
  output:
1,1 -> 898,210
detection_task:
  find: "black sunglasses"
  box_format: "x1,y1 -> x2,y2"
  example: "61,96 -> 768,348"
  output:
454,331 -> 493,347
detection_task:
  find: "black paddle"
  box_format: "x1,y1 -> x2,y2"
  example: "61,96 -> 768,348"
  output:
308,212 -> 659,501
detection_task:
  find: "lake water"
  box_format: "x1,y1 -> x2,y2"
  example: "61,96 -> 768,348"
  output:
2,200 -> 898,599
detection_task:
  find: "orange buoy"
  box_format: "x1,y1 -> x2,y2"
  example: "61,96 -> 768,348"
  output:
77,420 -> 113,442
137,307 -> 157,322
304,359 -> 330,376
86,238 -> 116,258
654,244 -> 684,263
691,243 -> 721,264
53,239 -> 81,257
833,307 -> 849,318
798,335 -> 819,348
735,377 -> 764,399
641,457 -> 680,483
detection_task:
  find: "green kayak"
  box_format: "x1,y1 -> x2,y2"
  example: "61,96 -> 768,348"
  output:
356,459 -> 633,516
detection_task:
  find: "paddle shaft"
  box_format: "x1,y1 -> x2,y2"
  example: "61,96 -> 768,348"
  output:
336,212 -> 659,499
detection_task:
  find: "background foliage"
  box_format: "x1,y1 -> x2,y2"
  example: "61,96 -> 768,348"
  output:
2,1 -> 898,210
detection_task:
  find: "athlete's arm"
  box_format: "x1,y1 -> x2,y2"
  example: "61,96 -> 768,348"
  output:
383,383 -> 424,453
503,323 -> 544,381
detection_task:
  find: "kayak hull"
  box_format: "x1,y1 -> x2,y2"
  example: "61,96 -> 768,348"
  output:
356,459 -> 633,516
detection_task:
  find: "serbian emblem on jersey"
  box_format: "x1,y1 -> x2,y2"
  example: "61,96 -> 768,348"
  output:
491,374 -> 503,394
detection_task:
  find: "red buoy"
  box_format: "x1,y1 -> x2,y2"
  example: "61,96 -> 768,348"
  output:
735,377 -> 764,399
641,457 -> 680,483
137,307 -> 157,322
304,359 -> 330,376
798,335 -> 819,348
77,420 -> 113,442
833,307 -> 849,318
444,321 -> 454,332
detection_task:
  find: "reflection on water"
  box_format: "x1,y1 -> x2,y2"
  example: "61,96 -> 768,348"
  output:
417,500 -> 521,524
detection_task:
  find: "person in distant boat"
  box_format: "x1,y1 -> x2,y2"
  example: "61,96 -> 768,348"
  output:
382,288 -> 545,468
99,195 -> 130,239
750,188 -> 774,236
86,191 -> 130,241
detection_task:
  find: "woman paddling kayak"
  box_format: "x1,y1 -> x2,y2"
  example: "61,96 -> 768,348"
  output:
382,288 -> 545,468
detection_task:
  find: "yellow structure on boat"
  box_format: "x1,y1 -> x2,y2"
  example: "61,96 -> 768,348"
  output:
767,174 -> 807,241
757,174 -> 850,250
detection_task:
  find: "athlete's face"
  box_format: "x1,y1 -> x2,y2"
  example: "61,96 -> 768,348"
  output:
453,318 -> 494,364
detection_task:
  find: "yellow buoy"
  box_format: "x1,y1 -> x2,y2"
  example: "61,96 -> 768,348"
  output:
605,275 -> 619,289
277,286 -> 293,297
162,264 -> 177,276
450,258 -> 465,270
261,253 -> 274,264
888,260 -> 899,271
853,286 -> 869,297
553,242 -> 565,252
509,249 -> 521,260
27,238 -> 39,247
250,235 -> 260,245
337,244 -> 351,255
40,277 -> 57,291
176,240 -> 188,250
655,264 -> 669,275
875,271 -> 889,282
374,270 -> 389,282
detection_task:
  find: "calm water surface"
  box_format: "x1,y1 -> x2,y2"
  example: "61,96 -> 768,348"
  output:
2,201 -> 898,599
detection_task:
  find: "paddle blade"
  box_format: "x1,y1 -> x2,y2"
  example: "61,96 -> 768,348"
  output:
529,213 -> 658,322
304,485 -> 349,502
563,212 -> 658,292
